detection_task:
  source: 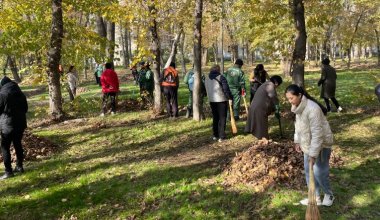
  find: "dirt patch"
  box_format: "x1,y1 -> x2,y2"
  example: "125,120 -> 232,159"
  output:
223,141 -> 343,191
0,131 -> 59,162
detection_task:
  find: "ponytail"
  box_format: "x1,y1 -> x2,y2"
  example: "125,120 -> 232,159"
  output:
285,84 -> 328,115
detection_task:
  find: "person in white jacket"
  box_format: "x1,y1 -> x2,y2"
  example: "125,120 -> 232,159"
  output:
285,84 -> 335,207
67,66 -> 79,97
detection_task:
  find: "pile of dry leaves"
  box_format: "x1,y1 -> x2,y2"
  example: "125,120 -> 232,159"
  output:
223,140 -> 343,191
0,131 -> 58,162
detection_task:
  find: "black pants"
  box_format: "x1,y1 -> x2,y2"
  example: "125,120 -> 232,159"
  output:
1,130 -> 25,173
163,86 -> 178,117
102,92 -> 117,113
210,102 -> 228,139
324,97 -> 340,111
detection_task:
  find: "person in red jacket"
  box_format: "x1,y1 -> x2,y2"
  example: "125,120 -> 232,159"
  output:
100,62 -> 119,116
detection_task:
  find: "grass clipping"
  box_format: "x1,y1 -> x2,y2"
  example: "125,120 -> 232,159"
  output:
223,140 -> 305,191
306,161 -> 322,220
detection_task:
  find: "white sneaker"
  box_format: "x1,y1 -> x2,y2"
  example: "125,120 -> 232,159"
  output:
300,197 -> 322,206
111,111 -> 115,115
322,194 -> 335,206
100,113 -> 105,117
218,138 -> 224,143
337,107 -> 343,112
212,137 -> 218,141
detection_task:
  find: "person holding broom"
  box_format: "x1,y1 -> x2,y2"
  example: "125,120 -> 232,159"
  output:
244,75 -> 282,141
285,84 -> 335,207
205,64 -> 233,142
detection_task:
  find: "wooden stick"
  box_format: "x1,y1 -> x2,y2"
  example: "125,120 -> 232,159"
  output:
243,96 -> 249,114
229,102 -> 237,134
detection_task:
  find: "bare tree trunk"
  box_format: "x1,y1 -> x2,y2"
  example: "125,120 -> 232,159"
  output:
192,0 -> 203,121
201,47 -> 208,67
347,11 -> 364,69
281,56 -> 292,77
47,0 -> 64,120
96,16 -> 107,37
148,4 -> 162,115
128,29 -> 133,61
290,0 -> 307,87
83,58 -> 88,79
164,28 -> 183,69
180,32 -> 187,75
7,56 -> 22,83
106,20 -> 115,63
212,42 -> 218,64
375,29 -> 380,66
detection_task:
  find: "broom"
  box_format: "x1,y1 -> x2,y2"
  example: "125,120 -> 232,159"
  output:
305,160 -> 322,220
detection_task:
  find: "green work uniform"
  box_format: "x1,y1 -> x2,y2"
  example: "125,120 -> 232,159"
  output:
224,65 -> 246,119
139,68 -> 154,99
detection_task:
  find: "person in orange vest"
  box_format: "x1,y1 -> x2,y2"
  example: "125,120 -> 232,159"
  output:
161,62 -> 179,118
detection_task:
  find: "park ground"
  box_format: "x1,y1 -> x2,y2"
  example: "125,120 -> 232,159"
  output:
0,60 -> 379,219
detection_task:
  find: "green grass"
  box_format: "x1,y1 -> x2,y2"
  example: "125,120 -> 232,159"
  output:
0,64 -> 379,219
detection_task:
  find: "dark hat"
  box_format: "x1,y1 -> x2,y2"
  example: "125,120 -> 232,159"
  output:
235,59 -> 243,66
322,58 -> 330,65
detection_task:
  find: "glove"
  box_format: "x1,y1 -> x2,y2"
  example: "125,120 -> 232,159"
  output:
241,89 -> 246,97
228,99 -> 233,106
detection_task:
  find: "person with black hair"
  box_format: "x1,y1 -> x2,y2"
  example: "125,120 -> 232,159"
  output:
0,76 -> 28,179
318,58 -> 342,112
100,62 -> 119,116
205,64 -> 233,142
161,62 -> 179,118
224,58 -> 246,121
245,75 -> 282,140
249,64 -> 269,102
138,62 -> 154,104
285,84 -> 335,207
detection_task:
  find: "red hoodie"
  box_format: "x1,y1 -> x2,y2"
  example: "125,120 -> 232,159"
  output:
101,69 -> 120,93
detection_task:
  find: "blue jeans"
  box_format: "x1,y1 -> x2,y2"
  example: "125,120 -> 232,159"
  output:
304,148 -> 333,196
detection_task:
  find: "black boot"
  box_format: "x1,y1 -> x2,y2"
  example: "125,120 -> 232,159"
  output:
14,166 -> 24,173
0,172 -> 14,180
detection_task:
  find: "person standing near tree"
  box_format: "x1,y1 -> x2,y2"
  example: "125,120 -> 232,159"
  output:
249,64 -> 269,102
318,58 -> 343,112
100,62 -> 119,116
138,62 -> 154,104
224,58 -> 246,121
0,76 -> 28,180
285,84 -> 335,207
376,84 -> 380,103
184,67 -> 194,118
161,62 -> 179,118
205,64 -> 233,142
67,65 -> 78,97
95,63 -> 104,86
245,76 -> 282,141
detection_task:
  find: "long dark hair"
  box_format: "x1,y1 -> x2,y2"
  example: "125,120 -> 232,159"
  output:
285,84 -> 328,115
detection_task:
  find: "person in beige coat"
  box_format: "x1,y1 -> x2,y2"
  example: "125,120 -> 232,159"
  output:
285,84 -> 335,207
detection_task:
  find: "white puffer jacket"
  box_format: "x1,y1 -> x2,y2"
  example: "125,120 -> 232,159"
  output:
292,96 -> 334,158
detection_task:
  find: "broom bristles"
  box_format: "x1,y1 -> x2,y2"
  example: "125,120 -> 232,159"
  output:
305,160 -> 321,220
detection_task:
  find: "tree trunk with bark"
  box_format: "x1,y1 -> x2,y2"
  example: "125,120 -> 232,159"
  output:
192,0 -> 203,121
106,21 -> 115,63
180,32 -> 187,75
347,11 -> 364,69
290,0 -> 307,87
201,47 -> 208,67
164,29 -> 183,69
47,0 -> 64,121
148,5 -> 162,115
7,56 -> 22,83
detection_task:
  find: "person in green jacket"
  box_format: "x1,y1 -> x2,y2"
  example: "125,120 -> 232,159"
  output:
224,58 -> 246,121
138,62 -> 154,103
94,63 -> 104,86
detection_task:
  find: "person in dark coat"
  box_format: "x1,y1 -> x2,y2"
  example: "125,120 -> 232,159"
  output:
205,64 -> 233,142
375,84 -> 380,103
0,76 -> 28,179
249,64 -> 270,102
244,75 -> 282,140
318,58 -> 342,112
